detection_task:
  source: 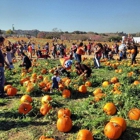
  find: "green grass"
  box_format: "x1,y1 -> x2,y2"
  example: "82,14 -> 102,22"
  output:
0,58 -> 140,140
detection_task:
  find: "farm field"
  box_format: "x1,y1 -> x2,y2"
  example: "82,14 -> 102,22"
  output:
0,37 -> 140,140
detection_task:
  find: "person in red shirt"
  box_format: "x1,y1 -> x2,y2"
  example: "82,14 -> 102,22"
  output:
28,44 -> 32,58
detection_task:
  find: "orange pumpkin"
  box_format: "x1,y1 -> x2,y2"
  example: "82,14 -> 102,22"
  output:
39,135 -> 55,140
7,87 -> 17,96
110,77 -> 119,84
133,80 -> 140,85
37,75 -> 43,80
85,81 -> 92,87
32,73 -> 37,78
41,95 -> 52,104
58,108 -> 71,118
102,81 -> 110,87
62,89 -> 71,98
38,82 -> 46,88
94,93 -> 106,102
93,88 -> 102,95
40,103 -> 52,116
76,129 -> 94,140
110,117 -> 127,132
18,103 -> 32,115
57,115 -> 72,132
128,108 -> 140,120
59,84 -> 64,91
41,69 -> 47,74
78,85 -> 87,93
21,95 -> 32,103
104,122 -> 122,140
113,82 -> 121,90
4,85 -> 12,92
103,102 -> 117,115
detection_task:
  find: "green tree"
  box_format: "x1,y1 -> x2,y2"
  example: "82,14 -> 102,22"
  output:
6,29 -> 14,35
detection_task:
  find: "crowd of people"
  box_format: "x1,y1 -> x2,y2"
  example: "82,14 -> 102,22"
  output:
0,36 -> 139,96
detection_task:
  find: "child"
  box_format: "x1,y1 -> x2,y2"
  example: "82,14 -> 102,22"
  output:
119,51 -> 123,61
50,71 -> 61,93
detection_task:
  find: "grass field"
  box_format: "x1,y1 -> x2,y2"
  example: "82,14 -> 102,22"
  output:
0,54 -> 140,140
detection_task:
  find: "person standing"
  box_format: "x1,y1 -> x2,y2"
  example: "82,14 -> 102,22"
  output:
5,46 -> 14,69
0,37 -> 9,97
131,42 -> 138,65
94,43 -> 103,69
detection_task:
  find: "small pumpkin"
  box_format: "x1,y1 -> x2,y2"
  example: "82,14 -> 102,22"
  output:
93,88 -> 102,95
21,95 -> 32,103
76,129 -> 94,140
41,95 -> 52,104
7,87 -> 17,96
128,108 -> 140,120
58,108 -> 71,118
62,89 -> 71,98
104,122 -> 122,140
57,115 -> 72,132
78,85 -> 87,93
4,85 -> 12,92
40,103 -> 52,116
39,135 -> 55,140
18,103 -> 32,115
41,69 -> 47,74
103,102 -> 117,115
102,81 -> 110,87
94,93 -> 106,102
110,77 -> 119,84
85,81 -> 92,87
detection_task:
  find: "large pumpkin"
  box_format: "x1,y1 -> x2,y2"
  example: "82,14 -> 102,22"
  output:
41,95 -> 52,104
128,108 -> 140,120
110,117 -> 127,132
78,85 -> 87,93
62,89 -> 71,98
103,102 -> 117,115
18,103 -> 32,115
20,95 -> 32,103
57,115 -> 72,132
7,87 -> 17,96
76,129 -> 94,140
58,108 -> 71,118
104,122 -> 122,140
40,103 -> 52,116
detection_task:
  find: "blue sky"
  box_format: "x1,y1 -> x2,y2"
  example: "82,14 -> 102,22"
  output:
0,0 -> 140,33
